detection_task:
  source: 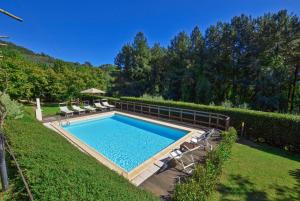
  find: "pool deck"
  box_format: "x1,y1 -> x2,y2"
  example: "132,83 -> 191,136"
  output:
140,135 -> 221,200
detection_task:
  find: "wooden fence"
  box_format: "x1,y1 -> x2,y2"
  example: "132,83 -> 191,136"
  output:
112,100 -> 230,130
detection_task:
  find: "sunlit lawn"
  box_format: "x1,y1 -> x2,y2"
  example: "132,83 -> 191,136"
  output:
214,140 -> 300,201
42,104 -> 60,116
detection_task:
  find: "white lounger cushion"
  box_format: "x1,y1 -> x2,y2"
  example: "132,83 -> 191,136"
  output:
72,105 -> 85,111
102,101 -> 115,108
60,106 -> 73,113
84,105 -> 96,111
94,103 -> 107,108
170,149 -> 183,159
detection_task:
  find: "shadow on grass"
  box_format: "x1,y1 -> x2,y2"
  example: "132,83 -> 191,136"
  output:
217,139 -> 300,201
238,138 -> 300,163
270,168 -> 300,201
217,174 -> 267,201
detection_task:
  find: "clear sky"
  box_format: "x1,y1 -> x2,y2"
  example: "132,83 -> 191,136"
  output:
1,0 -> 300,66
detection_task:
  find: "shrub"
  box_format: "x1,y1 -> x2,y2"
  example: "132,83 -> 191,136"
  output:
141,94 -> 164,101
0,92 -> 23,129
173,127 -> 238,201
120,97 -> 300,152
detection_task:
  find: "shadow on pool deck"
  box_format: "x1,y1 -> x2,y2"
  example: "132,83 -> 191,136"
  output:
140,135 -> 221,201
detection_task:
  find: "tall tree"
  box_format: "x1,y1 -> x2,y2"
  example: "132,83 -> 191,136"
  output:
149,43 -> 167,95
115,32 -> 151,96
165,32 -> 191,100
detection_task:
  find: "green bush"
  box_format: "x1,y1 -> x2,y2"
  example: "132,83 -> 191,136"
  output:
120,97 -> 300,152
173,127 -> 238,201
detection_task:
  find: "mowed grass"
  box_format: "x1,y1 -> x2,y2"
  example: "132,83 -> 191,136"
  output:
3,106 -> 159,201
41,104 -> 60,117
214,141 -> 300,201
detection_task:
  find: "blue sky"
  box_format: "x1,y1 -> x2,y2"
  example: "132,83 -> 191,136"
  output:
1,0 -> 300,66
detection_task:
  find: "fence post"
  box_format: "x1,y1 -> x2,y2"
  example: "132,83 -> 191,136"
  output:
225,117 -> 230,131
216,114 -> 220,129
0,132 -> 8,191
158,107 -> 160,117
241,121 -> 245,136
193,112 -> 196,124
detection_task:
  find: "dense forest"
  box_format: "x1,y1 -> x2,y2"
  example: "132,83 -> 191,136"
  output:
0,10 -> 299,113
115,10 -> 300,113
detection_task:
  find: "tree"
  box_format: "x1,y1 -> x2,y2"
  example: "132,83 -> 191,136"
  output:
149,43 -> 166,95
115,32 -> 152,96
189,26 -> 207,103
165,31 -> 191,100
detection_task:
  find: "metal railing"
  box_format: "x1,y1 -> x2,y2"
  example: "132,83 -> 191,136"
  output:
111,100 -> 230,131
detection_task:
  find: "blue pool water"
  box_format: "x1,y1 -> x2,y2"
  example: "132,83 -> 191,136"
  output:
62,114 -> 188,172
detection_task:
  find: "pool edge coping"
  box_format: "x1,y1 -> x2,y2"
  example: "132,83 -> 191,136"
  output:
45,111 -> 200,184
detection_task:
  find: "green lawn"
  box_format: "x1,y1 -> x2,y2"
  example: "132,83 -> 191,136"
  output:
2,107 -> 159,201
41,104 -> 60,117
214,141 -> 300,201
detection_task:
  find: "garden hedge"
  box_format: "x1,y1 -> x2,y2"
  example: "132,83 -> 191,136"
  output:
120,97 -> 300,152
173,127 -> 238,201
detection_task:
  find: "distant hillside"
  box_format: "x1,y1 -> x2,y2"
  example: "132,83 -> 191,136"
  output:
0,41 -> 117,101
0,40 -> 98,68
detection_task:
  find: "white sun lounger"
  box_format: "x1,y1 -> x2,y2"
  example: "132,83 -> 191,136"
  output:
83,105 -> 96,112
71,105 -> 86,114
59,106 -> 74,117
94,102 -> 108,110
101,100 -> 115,109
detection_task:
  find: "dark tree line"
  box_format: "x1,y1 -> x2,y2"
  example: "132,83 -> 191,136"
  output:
114,10 -> 300,112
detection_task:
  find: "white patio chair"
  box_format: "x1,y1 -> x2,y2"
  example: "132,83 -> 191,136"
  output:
170,149 -> 195,174
191,129 -> 215,150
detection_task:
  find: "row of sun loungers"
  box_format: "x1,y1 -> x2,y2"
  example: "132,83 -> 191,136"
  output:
167,129 -> 215,176
59,100 -> 115,116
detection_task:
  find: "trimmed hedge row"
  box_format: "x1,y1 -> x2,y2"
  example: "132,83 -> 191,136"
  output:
120,97 -> 300,152
173,127 -> 238,201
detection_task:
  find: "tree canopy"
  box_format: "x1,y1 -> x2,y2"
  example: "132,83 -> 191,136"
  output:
0,10 -> 299,113
0,42 -> 116,102
114,10 -> 300,113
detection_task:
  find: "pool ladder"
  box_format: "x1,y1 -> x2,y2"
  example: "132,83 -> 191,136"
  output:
58,116 -> 70,126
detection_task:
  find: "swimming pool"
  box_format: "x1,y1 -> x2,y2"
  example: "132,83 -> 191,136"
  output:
62,114 -> 189,172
